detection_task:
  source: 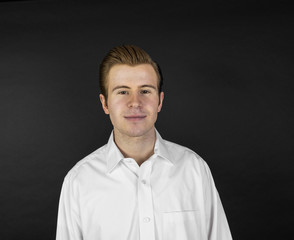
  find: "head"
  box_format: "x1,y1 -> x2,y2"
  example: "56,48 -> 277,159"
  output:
99,44 -> 163,104
99,45 -> 164,139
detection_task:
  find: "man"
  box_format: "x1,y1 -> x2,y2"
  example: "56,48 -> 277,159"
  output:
56,45 -> 233,240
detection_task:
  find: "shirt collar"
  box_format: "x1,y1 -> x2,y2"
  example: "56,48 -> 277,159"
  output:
106,129 -> 174,174
105,131 -> 125,174
154,129 -> 174,166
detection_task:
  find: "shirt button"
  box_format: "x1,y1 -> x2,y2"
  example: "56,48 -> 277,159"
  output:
141,180 -> 146,185
143,217 -> 150,223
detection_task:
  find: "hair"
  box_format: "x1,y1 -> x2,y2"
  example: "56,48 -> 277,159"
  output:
99,44 -> 163,102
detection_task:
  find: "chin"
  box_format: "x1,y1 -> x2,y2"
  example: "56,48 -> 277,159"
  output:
121,126 -> 154,138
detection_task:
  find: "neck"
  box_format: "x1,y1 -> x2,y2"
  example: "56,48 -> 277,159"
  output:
113,128 -> 156,166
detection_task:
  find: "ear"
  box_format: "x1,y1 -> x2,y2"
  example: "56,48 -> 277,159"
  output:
157,92 -> 164,112
99,94 -> 109,115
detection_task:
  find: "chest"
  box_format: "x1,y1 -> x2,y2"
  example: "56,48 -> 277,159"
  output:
78,160 -> 205,240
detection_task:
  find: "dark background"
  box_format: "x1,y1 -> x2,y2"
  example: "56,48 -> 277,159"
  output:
1,0 -> 293,239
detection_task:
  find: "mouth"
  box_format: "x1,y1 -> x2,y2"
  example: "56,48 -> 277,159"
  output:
124,115 -> 146,121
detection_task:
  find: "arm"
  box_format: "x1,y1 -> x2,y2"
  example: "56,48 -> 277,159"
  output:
203,161 -> 233,240
56,174 -> 82,240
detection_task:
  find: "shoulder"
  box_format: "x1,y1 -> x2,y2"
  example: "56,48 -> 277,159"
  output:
63,144 -> 108,183
163,138 -> 207,166
161,138 -> 213,182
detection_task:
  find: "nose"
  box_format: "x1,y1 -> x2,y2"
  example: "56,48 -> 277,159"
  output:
128,93 -> 142,108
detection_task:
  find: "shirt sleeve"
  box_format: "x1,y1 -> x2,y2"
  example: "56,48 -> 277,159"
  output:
202,161 -> 233,240
56,173 -> 83,240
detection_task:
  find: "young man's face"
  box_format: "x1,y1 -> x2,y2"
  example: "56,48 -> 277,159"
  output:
100,64 -> 164,138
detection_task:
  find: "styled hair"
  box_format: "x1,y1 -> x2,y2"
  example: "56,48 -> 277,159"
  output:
99,44 -> 163,101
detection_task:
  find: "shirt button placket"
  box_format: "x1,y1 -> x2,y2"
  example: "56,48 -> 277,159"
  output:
138,160 -> 155,240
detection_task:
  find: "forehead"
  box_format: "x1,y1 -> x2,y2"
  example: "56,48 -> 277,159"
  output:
107,64 -> 158,88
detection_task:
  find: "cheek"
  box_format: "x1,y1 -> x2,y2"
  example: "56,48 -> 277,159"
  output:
108,100 -> 125,114
148,100 -> 161,113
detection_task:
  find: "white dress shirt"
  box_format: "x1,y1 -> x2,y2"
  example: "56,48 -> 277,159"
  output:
56,130 -> 232,240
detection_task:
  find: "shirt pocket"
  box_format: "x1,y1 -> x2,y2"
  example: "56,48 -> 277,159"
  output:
162,210 -> 201,240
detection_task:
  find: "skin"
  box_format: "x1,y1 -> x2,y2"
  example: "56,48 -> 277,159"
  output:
100,64 -> 164,166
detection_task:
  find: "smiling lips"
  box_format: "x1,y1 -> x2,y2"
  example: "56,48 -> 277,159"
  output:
124,115 -> 146,121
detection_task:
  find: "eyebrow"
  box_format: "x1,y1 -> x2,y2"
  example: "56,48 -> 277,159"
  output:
112,86 -> 130,92
111,84 -> 157,92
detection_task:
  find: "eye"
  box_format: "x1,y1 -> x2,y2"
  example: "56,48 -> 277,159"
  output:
118,91 -> 128,95
140,89 -> 150,94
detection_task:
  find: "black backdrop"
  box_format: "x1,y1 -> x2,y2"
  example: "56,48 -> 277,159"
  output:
1,0 -> 293,239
